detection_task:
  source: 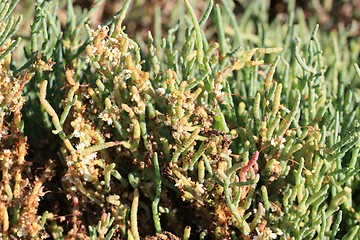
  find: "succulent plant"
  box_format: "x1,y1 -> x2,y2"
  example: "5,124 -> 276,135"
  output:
0,0 -> 359,239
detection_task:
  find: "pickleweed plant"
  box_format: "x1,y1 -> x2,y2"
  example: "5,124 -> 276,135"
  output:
0,0 -> 54,239
1,0 -> 359,239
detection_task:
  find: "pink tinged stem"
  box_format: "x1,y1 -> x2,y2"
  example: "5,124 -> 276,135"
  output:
239,151 -> 259,182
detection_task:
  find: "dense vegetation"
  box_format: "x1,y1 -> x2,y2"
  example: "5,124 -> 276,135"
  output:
0,0 -> 359,239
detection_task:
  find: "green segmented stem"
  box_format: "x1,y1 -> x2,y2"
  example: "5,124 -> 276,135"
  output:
0,37 -> 20,62
265,56 -> 280,91
109,0 -> 132,29
198,160 -> 205,184
266,115 -> 280,140
202,154 -> 224,186
171,128 -> 200,163
221,0 -> 243,48
221,172 -> 250,234
0,15 -> 21,46
40,80 -> 75,152
253,92 -> 261,122
306,185 -> 329,208
272,83 -> 282,115
82,141 -> 121,154
214,108 -> 230,132
214,4 -> 226,58
326,130 -> 359,154
261,186 -> 271,211
330,187 -> 351,210
105,226 -> 118,240
294,37 -> 316,74
183,226 -> 191,240
249,203 -> 264,231
204,42 -> 219,72
104,163 -> 116,191
130,188 -> 140,240
188,141 -> 207,170
60,82 -> 79,125
278,90 -> 301,139
152,153 -> 162,233
184,0 -> 204,67
0,2 -> 9,20
153,4 -> 161,58
330,210 -> 342,238
199,0 -> 213,27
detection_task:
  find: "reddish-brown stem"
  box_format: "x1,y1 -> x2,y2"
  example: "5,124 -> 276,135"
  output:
239,151 -> 259,182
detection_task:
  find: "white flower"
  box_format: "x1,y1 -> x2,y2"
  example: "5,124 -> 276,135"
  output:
194,182 -> 205,195
270,232 -> 277,239
85,57 -> 91,63
279,137 -> 286,149
85,152 -> 97,162
73,130 -> 80,138
81,167 -> 92,182
99,112 -> 113,125
131,93 -> 141,102
215,83 -> 223,91
76,142 -> 86,150
3,149 -> 11,155
156,88 -> 166,96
